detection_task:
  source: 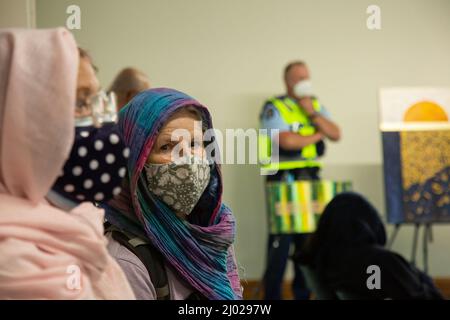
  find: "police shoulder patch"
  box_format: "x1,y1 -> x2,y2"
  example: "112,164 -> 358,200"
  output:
264,107 -> 274,119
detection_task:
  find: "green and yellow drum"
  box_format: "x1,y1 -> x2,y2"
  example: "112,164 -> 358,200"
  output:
265,180 -> 352,234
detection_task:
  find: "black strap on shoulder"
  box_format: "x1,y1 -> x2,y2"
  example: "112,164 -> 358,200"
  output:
106,225 -> 208,300
106,225 -> 170,300
185,292 -> 207,300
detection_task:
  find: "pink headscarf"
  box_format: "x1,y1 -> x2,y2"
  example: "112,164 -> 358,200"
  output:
0,28 -> 135,299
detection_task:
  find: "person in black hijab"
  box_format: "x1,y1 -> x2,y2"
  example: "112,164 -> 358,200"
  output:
295,192 -> 443,300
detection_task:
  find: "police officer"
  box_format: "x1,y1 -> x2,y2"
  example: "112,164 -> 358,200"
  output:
259,61 -> 341,300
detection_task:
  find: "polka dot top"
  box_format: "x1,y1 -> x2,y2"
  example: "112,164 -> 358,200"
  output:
52,123 -> 129,204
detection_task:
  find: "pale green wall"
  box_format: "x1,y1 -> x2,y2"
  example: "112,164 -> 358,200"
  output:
35,0 -> 450,279
0,0 -> 35,28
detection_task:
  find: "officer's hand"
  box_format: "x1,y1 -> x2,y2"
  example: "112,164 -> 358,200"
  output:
315,132 -> 324,141
298,97 -> 315,115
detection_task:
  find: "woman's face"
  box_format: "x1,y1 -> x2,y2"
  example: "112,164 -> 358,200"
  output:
75,56 -> 100,118
147,108 -> 205,164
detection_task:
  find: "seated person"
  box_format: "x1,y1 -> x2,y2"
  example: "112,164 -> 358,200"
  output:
104,88 -> 242,300
49,48 -> 129,210
295,192 -> 443,300
108,67 -> 151,111
0,28 -> 134,299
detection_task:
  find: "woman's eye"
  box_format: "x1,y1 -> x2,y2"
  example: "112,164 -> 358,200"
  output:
160,144 -> 170,152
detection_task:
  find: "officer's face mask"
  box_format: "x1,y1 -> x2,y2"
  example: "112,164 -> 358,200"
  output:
144,155 -> 211,215
293,79 -> 313,98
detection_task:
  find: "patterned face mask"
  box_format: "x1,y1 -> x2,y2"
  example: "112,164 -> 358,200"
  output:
144,156 -> 211,215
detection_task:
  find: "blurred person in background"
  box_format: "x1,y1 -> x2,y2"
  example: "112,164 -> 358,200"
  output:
109,67 -> 151,111
296,192 -> 443,300
259,61 -> 340,300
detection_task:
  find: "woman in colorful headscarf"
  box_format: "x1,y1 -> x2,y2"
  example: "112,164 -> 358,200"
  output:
0,28 -> 134,300
105,88 -> 242,300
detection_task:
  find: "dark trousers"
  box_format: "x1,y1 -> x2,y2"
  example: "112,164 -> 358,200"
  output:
264,234 -> 311,300
263,167 -> 319,300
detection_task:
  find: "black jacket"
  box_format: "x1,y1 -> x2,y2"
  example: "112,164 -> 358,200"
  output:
296,192 -> 443,300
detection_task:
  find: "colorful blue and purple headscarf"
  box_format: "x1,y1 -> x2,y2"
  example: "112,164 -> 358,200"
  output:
105,88 -> 241,300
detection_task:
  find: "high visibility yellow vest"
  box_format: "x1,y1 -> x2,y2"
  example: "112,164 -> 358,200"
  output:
259,97 -> 322,172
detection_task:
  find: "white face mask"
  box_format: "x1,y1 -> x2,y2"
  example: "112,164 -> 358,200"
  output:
144,156 -> 211,215
293,79 -> 313,98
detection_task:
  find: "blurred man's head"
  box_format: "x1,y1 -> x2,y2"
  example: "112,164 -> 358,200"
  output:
109,67 -> 151,111
284,61 -> 310,97
76,48 -> 100,118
